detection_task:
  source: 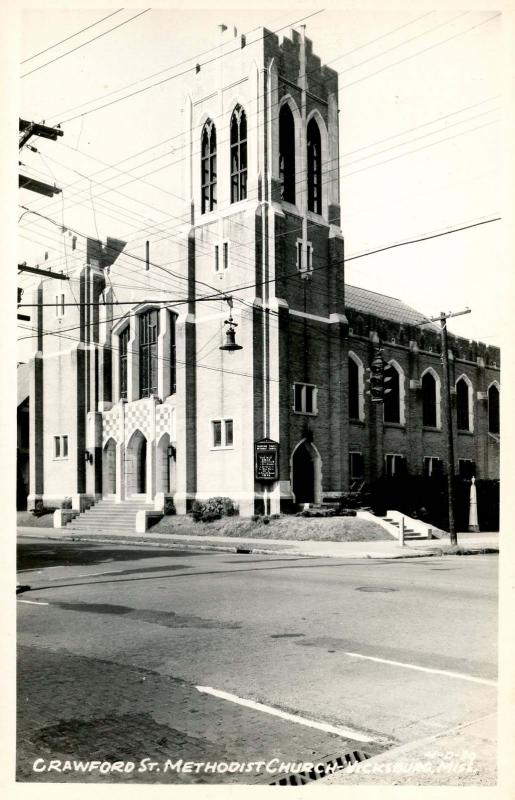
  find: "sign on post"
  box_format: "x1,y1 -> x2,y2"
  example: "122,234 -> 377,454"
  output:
255,438 -> 279,482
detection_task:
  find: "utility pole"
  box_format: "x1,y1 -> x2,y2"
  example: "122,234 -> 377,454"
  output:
427,308 -> 471,546
19,118 -> 63,197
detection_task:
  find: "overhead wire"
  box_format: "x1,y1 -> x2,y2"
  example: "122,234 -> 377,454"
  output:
21,9 -> 124,64
19,101 -> 499,279
21,9 -> 152,78
18,215 -> 501,341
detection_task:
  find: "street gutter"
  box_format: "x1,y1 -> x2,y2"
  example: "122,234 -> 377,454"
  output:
17,528 -> 497,559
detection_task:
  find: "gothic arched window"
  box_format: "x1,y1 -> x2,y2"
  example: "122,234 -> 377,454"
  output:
230,105 -> 247,203
139,309 -> 159,398
307,118 -> 322,214
279,104 -> 295,203
119,326 -> 129,400
348,352 -> 364,421
488,383 -> 499,434
456,376 -> 472,431
383,362 -> 403,424
201,120 -> 217,214
422,371 -> 437,427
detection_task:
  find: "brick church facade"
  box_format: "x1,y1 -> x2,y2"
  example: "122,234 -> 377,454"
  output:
27,26 -> 500,520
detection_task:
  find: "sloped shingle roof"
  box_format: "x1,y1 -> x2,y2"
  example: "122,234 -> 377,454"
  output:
345,284 -> 438,331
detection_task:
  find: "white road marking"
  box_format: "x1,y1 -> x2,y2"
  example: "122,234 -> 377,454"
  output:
17,599 -> 49,606
195,686 -> 375,742
344,652 -> 497,687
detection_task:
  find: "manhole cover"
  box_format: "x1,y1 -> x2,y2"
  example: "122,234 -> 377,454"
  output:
355,587 -> 398,593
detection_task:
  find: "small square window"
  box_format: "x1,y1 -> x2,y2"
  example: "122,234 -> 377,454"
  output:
293,383 -> 317,414
213,421 -> 222,448
385,454 -> 407,477
349,452 -> 364,480
62,436 -> 68,457
423,456 -> 442,478
458,459 -> 475,479
297,241 -> 303,271
212,419 -> 234,448
54,436 -> 60,457
305,385 -> 314,413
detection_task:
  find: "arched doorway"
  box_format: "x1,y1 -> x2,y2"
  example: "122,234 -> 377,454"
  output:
291,440 -> 321,504
156,434 -> 176,494
102,438 -> 117,495
125,430 -> 147,496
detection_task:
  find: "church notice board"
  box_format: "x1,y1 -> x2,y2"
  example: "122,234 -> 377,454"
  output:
254,438 -> 279,482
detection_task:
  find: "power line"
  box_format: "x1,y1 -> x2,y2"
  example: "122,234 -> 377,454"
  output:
55,10 -> 325,125
345,217 -> 501,263
21,9 -> 152,78
341,11 -> 501,91
20,104 -> 499,277
21,9 -> 124,64
45,9 -> 430,124
17,215 -> 501,343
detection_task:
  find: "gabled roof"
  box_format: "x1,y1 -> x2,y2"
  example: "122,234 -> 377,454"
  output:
345,284 -> 438,331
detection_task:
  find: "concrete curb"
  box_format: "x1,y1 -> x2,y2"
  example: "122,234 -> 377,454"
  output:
311,712 -> 497,786
16,528 -> 498,560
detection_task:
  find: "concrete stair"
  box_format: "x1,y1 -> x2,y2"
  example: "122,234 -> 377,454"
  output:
65,497 -> 155,535
382,517 -> 428,541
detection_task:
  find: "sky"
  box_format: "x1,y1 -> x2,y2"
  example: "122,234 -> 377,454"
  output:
14,3 -> 510,361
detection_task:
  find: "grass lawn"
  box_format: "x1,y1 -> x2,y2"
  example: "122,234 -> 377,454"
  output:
152,514 -> 393,542
17,511 -> 55,528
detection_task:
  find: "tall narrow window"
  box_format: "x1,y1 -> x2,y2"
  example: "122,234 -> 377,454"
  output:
348,356 -> 359,420
119,326 -> 129,400
170,313 -> 176,395
488,384 -> 499,434
230,105 -> 247,203
422,371 -> 437,427
279,104 -> 295,203
139,309 -> 159,398
307,118 -> 322,214
456,377 -> 471,431
383,364 -> 401,424
201,120 -> 217,214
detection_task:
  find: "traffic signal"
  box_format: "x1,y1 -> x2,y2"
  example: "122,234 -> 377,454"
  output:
366,349 -> 393,402
367,351 -> 385,402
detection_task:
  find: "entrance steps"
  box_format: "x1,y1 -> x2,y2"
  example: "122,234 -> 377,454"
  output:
64,497 -> 155,535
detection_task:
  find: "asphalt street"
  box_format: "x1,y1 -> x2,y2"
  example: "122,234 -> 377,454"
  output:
17,538 -> 498,785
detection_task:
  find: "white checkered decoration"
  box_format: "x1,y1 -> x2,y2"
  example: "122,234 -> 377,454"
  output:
156,405 -> 175,442
125,403 -> 151,442
102,408 -> 120,446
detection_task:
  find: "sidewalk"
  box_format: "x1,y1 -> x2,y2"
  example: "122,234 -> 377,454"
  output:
314,713 -> 497,786
16,525 -> 499,560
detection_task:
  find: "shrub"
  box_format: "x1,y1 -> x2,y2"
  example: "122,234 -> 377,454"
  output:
31,499 -> 45,517
62,497 -> 72,510
164,497 -> 176,516
191,497 -> 238,523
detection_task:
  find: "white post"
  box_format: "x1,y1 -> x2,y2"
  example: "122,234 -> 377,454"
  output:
468,475 -> 480,532
399,515 -> 405,546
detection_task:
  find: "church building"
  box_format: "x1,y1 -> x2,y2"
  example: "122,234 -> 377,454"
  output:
26,26 -> 500,525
